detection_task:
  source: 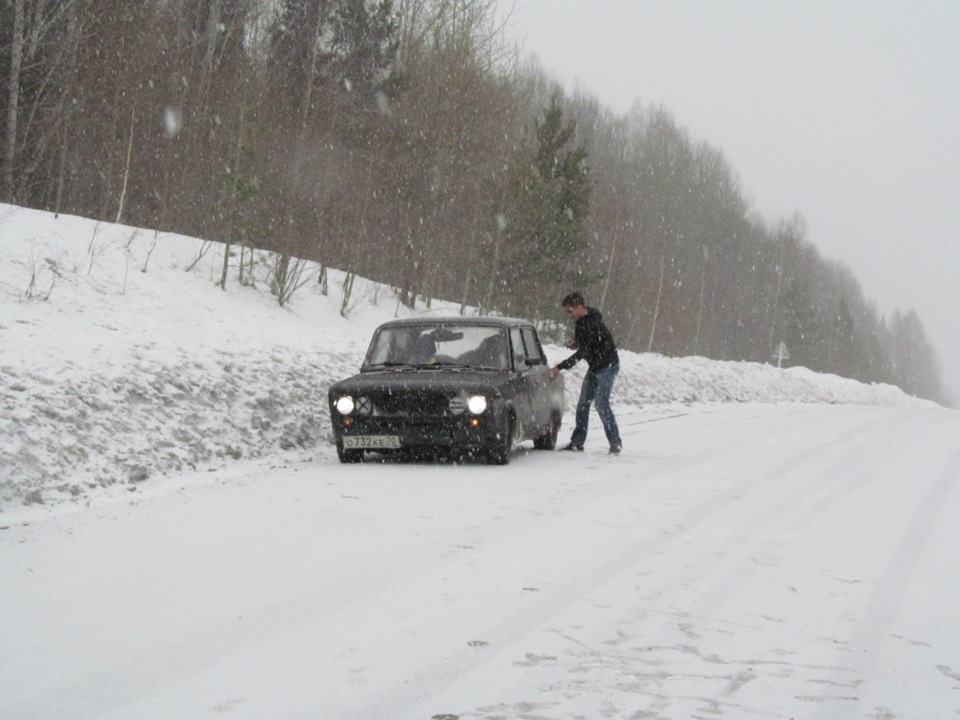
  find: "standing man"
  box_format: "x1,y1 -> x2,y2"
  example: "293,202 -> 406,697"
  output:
551,292 -> 623,454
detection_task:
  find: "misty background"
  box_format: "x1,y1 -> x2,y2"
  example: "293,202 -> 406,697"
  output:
505,0 -> 960,406
1,0 -> 951,406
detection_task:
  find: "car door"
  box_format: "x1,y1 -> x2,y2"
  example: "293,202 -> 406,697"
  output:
508,326 -> 550,438
520,326 -> 555,431
507,327 -> 535,438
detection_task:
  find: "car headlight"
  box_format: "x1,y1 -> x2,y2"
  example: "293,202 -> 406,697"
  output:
467,395 -> 488,414
335,396 -> 355,415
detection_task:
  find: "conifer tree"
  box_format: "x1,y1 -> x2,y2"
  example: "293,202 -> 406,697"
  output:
497,93 -> 591,319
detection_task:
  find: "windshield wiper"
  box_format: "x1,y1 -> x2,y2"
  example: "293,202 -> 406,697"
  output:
397,361 -> 472,371
372,360 -> 475,371
370,361 -> 417,370
431,360 -> 476,370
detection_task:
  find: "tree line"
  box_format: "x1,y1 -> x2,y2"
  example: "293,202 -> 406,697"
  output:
1,0 -> 945,403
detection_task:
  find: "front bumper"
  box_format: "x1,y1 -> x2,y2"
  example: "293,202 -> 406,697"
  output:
332,412 -> 506,452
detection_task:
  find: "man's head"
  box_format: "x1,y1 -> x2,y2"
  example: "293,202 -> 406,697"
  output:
562,292 -> 587,319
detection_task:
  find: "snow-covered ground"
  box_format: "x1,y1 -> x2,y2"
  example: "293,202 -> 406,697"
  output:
2,204 -> 959,719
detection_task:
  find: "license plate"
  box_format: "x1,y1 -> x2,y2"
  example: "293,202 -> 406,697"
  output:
343,435 -> 401,449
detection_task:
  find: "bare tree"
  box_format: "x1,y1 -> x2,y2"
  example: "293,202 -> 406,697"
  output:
3,0 -> 25,200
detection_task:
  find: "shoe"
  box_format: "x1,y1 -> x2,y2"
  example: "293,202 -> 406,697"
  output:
561,443 -> 583,452
609,444 -> 622,455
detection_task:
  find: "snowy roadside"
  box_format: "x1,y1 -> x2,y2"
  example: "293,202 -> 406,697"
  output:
0,203 -> 929,510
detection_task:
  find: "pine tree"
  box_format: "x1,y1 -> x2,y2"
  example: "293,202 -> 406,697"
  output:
496,93 -> 591,319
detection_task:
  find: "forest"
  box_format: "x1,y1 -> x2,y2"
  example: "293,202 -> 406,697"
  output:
1,0 -> 945,403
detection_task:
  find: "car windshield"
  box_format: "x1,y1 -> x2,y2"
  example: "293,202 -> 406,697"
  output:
364,324 -> 510,370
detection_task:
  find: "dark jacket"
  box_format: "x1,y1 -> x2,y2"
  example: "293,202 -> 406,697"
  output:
557,307 -> 619,372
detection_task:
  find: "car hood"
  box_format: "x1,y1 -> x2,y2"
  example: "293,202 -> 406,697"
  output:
328,369 -> 507,397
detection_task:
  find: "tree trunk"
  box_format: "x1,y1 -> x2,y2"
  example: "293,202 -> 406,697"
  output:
647,251 -> 666,353
340,271 -> 355,317
459,230 -> 478,316
4,0 -> 26,200
115,90 -> 139,224
482,225 -> 504,314
221,101 -> 247,291
599,228 -> 617,309
693,245 -> 708,355
768,234 -> 786,350
54,126 -> 68,217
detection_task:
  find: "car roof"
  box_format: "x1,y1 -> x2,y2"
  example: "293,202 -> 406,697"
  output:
374,316 -> 535,330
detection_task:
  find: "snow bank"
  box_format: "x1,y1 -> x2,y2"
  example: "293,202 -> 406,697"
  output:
0,203 -> 929,509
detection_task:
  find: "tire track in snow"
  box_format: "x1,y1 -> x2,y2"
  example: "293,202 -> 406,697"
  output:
549,406 -> 956,720
496,408 -> 944,719
599,408 -> 943,718
812,433 -> 960,719
346,408 -> 939,719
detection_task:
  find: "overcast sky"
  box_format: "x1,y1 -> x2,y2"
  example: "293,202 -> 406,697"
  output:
501,0 -> 960,404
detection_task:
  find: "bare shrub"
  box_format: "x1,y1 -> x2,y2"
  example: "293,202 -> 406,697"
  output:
268,252 -> 314,307
14,245 -> 63,301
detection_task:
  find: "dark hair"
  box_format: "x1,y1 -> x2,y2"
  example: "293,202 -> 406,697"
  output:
562,291 -> 585,308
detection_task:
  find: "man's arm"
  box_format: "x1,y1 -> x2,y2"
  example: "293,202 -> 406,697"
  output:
552,348 -> 581,378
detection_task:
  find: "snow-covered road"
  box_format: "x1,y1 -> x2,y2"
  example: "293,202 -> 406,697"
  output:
3,402 -> 959,720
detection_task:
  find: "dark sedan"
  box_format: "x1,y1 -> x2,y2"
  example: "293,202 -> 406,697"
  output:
328,317 -> 564,464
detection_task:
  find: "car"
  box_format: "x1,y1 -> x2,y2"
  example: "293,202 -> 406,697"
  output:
328,316 -> 565,464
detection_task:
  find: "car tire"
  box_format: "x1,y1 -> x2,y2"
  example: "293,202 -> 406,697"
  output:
533,412 -> 560,450
487,416 -> 514,465
337,443 -> 363,463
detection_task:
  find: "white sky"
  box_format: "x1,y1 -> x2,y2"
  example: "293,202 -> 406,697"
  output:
502,0 -> 960,404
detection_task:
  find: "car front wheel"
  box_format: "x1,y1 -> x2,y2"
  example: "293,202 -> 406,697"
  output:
486,416 -> 514,465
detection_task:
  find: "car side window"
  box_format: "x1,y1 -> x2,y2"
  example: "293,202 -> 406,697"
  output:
521,327 -> 546,365
509,328 -> 526,369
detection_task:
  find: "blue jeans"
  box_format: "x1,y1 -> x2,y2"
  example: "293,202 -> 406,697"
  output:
570,364 -> 621,448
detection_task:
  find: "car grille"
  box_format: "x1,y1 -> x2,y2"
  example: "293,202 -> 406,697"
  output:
368,391 -> 452,417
